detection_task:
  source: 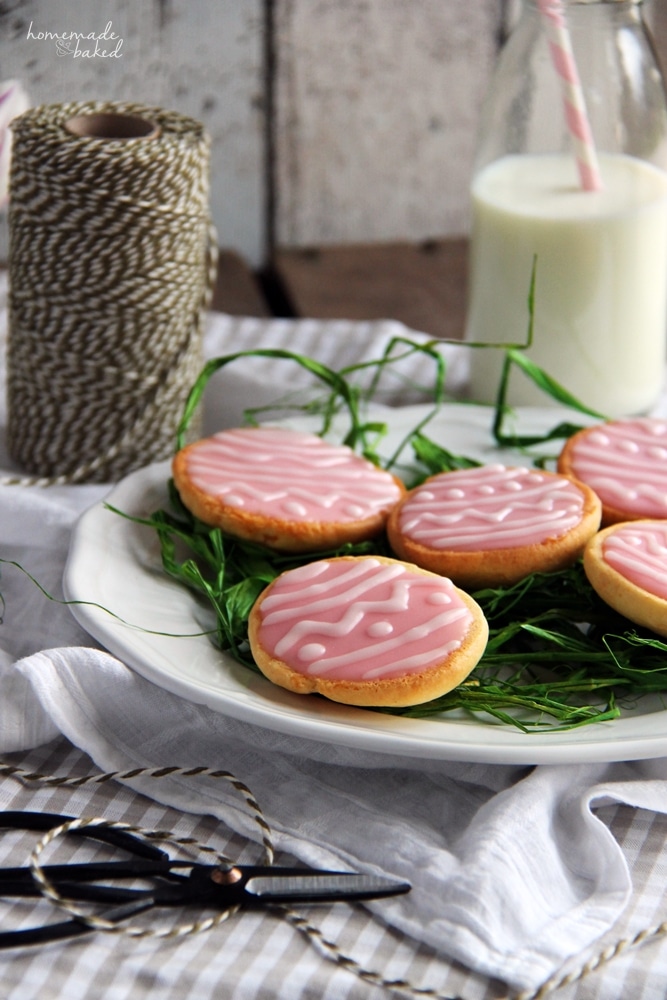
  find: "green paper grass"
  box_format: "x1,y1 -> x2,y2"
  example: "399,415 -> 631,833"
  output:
115,332 -> 667,733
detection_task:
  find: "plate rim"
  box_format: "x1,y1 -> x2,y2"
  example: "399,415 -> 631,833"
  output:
63,405 -> 667,765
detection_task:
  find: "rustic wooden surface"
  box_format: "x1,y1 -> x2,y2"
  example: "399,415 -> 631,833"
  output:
650,2 -> 667,72
0,0 -> 504,267
0,0 -> 665,274
212,250 -> 271,317
0,0 -> 265,265
272,0 -> 499,250
271,239 -> 468,340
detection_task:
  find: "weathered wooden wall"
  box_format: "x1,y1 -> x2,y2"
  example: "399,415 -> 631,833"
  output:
0,0 -> 266,263
0,0 -> 504,265
271,0 -> 500,249
0,0 -> 665,267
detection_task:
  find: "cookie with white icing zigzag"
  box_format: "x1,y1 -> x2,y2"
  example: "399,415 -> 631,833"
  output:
248,555 -> 488,707
387,464 -> 601,589
172,426 -> 405,553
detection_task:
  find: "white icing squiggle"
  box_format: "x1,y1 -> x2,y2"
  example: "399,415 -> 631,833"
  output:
398,465 -> 585,551
185,427 -> 402,523
256,558 -> 475,681
568,419 -> 667,516
602,521 -> 667,600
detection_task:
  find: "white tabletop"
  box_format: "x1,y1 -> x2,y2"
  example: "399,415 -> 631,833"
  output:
2,287 -> 667,999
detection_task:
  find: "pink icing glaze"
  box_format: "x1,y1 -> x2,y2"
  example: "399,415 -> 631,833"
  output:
255,558 -> 474,681
184,427 -> 402,523
397,465 -> 586,551
602,521 -> 667,601
567,419 -> 667,517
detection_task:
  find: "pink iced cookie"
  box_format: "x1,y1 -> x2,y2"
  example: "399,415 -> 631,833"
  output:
558,418 -> 667,525
584,520 -> 667,637
248,555 -> 488,706
172,426 -> 405,552
387,464 -> 601,589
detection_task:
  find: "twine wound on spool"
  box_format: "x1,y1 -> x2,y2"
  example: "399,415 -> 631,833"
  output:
6,100 -> 218,485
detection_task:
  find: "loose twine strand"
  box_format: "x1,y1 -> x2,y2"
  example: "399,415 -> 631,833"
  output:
5,100 -> 217,486
2,760 -> 663,1000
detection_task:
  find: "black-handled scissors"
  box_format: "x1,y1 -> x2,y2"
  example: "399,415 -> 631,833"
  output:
0,812 -> 410,948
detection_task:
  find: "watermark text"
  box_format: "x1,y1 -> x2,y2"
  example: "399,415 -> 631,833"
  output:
26,21 -> 123,58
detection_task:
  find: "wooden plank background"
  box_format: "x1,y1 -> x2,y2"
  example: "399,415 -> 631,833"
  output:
271,0 -> 499,250
0,0 -> 665,268
0,0 -> 266,263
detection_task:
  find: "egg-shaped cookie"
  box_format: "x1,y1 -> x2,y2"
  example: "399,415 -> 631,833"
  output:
248,555 -> 488,707
557,418 -> 667,525
172,426 -> 405,553
584,520 -> 667,637
387,464 -> 601,589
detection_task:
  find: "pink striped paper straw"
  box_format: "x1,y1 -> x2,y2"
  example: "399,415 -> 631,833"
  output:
537,0 -> 603,191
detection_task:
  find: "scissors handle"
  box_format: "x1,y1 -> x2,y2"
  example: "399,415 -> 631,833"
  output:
0,811 -> 185,949
0,812 -> 168,861
0,899 -> 155,949
0,858 -> 193,886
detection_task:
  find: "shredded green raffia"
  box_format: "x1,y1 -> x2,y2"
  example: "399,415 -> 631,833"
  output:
108,326 -> 667,735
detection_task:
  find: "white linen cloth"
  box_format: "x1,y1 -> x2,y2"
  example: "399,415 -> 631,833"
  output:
1,277 -> 667,995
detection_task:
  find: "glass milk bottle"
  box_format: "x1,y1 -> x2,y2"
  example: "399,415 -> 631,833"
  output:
464,0 -> 667,417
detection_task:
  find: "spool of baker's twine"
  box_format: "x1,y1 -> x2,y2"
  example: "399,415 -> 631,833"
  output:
5,100 -> 218,485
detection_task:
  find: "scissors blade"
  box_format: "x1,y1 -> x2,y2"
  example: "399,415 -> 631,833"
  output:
220,868 -> 411,906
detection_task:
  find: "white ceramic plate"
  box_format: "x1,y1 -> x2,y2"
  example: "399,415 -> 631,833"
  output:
63,404 -> 667,764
